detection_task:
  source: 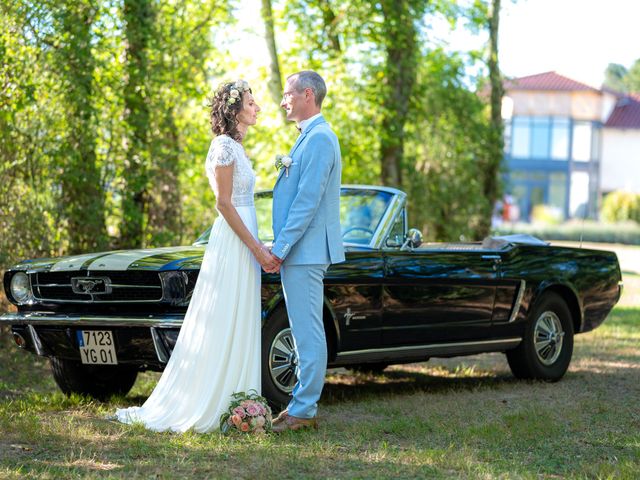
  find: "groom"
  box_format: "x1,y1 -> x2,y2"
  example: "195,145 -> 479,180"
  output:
270,70 -> 345,432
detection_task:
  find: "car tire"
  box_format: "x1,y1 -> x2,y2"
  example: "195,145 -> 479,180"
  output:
261,308 -> 297,411
50,357 -> 138,400
350,363 -> 389,374
506,291 -> 574,382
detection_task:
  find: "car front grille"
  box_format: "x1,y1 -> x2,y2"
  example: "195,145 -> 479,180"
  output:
32,271 -> 163,303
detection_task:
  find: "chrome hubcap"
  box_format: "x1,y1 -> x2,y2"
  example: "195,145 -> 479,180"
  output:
268,328 -> 298,393
534,311 -> 564,366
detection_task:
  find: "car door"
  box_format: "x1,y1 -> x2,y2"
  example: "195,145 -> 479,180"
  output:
382,248 -> 500,347
324,251 -> 385,352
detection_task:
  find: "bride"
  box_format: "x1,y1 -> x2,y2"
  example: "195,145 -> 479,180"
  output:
114,80 -> 278,432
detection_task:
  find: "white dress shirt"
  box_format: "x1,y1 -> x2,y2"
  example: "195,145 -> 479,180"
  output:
298,113 -> 322,134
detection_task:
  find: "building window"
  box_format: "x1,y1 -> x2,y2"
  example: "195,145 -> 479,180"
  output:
531,117 -> 550,158
550,118 -> 569,160
509,116 -> 570,160
511,117 -> 531,158
572,122 -> 592,162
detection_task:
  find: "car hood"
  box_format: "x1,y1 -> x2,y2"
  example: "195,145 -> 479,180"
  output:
11,245 -> 206,273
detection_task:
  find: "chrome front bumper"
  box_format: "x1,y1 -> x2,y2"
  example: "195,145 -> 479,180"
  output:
0,312 -> 185,328
3,312 -> 183,364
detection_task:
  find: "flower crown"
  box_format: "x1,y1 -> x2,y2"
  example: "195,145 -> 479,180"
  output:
227,80 -> 251,105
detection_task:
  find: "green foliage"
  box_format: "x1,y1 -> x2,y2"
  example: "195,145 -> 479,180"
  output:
1,0 -> 503,269
604,63 -> 629,93
274,0 -> 499,241
603,58 -> 640,93
601,190 -> 640,224
404,50 -> 495,241
530,204 -> 563,225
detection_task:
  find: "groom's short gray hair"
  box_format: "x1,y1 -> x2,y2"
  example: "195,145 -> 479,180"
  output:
289,70 -> 327,108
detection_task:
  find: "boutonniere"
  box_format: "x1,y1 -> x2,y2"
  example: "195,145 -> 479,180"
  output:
275,154 -> 292,177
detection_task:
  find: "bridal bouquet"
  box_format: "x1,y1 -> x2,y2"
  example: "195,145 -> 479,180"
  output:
220,390 -> 273,435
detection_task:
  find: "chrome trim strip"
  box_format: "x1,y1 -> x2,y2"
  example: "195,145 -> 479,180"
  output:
0,312 -> 184,328
508,280 -> 526,323
337,337 -> 522,358
30,297 -> 162,304
33,283 -> 160,289
109,284 -> 161,289
371,192 -> 406,250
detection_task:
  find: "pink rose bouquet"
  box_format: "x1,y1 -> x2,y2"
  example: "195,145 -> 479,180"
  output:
220,390 -> 272,435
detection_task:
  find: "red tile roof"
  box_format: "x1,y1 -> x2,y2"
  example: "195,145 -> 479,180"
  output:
605,93 -> 640,129
504,71 -> 600,92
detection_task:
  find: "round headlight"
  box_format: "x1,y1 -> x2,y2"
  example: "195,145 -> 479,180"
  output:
10,272 -> 31,303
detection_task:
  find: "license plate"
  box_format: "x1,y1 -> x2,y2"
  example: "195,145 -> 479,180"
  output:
76,330 -> 118,365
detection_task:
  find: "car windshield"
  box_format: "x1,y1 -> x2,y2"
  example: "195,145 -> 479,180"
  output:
194,188 -> 393,246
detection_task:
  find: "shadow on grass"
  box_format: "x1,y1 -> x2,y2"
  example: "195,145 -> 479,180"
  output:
321,367 -> 517,406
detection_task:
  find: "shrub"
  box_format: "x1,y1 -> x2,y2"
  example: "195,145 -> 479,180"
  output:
530,205 -> 563,225
494,220 -> 640,245
601,191 -> 640,224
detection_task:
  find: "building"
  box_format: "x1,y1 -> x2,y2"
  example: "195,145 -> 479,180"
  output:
601,92 -> 640,194
502,71 -> 640,222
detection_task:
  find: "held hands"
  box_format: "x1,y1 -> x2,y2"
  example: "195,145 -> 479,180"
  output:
264,252 -> 282,274
254,243 -> 282,273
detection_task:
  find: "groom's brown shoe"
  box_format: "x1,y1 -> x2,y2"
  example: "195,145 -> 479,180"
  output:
272,415 -> 318,433
272,409 -> 289,426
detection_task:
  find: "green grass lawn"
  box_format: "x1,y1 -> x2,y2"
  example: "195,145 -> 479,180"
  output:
1,266 -> 639,478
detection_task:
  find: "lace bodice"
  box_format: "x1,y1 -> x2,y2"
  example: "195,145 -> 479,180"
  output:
205,135 -> 256,207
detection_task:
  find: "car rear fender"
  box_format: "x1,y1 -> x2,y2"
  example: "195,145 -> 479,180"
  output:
532,281 -> 583,333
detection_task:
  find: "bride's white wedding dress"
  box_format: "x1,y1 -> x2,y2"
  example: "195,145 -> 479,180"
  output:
114,134 -> 261,433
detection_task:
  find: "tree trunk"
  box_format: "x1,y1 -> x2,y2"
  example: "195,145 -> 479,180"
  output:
318,0 -> 341,53
379,0 -> 418,187
147,109 -> 182,246
56,2 -> 107,253
260,0 -> 285,119
120,0 -> 153,248
478,0 -> 504,237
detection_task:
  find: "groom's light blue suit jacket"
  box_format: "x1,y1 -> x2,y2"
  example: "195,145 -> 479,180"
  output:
272,115 -> 345,265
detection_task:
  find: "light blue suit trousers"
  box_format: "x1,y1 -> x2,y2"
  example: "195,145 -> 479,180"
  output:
280,263 -> 328,418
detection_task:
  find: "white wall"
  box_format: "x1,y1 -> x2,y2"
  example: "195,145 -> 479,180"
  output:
509,90 -> 604,120
601,128 -> 640,193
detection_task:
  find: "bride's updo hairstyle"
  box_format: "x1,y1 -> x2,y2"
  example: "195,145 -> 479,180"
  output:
209,80 -> 252,142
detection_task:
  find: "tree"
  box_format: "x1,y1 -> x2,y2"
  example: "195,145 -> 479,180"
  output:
269,0 -> 498,239
604,63 -> 628,92
378,0 -> 422,187
478,0 -> 504,237
119,0 -> 153,248
261,0 -> 286,118
53,1 -> 107,253
625,59 -> 640,92
1,1 -> 65,265
603,59 -> 640,93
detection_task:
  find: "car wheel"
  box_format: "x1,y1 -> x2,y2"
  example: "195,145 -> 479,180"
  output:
506,291 -> 574,382
350,363 -> 389,374
50,357 -> 138,400
261,309 -> 297,411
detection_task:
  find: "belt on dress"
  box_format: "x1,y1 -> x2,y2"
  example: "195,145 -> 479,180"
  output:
231,194 -> 254,207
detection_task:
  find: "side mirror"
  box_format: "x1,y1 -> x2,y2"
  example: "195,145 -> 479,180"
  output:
401,228 -> 423,251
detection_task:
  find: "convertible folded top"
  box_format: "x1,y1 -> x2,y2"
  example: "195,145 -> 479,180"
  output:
481,234 -> 550,250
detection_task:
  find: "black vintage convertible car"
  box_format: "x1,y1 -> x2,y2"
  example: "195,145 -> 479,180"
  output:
1,186 -> 623,407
